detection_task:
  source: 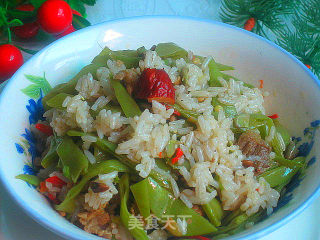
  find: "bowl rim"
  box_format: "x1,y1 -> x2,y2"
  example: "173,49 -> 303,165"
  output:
1,15 -> 320,240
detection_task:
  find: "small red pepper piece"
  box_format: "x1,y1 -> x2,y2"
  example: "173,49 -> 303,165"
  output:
46,176 -> 66,188
158,152 -> 163,158
48,193 -> 56,201
164,104 -> 181,116
171,148 -> 184,164
268,114 -> 279,119
186,236 -> 211,240
259,79 -> 264,89
47,193 -> 60,204
39,181 -> 48,193
305,64 -> 311,69
35,123 -> 53,136
244,18 -> 255,31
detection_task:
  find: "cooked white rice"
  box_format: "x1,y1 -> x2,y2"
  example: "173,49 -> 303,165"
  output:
76,73 -> 101,100
84,149 -> 96,164
148,230 -> 168,240
47,49 -> 279,216
85,171 -> 118,210
95,109 -> 128,139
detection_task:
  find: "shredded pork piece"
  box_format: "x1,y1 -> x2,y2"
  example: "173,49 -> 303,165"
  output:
90,182 -> 109,193
114,69 -> 139,95
237,130 -> 271,173
78,209 -> 112,238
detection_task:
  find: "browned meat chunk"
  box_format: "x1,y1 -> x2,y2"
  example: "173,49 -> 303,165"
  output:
114,69 -> 139,95
78,209 -> 112,237
238,130 -> 271,158
90,182 -> 109,193
237,130 -> 272,174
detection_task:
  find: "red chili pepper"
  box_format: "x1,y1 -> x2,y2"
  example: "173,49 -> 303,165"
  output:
48,193 -> 56,201
46,176 -> 66,188
305,64 -> 311,69
39,181 -> 48,193
268,114 -> 279,119
158,152 -> 163,158
164,104 -> 181,116
47,193 -> 60,204
134,68 -> 175,104
259,79 -> 264,89
35,123 -> 53,136
244,18 -> 255,31
185,236 -> 211,240
165,105 -> 180,115
171,148 -> 184,164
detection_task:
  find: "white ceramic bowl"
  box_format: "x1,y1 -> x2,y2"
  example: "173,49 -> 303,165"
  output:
0,16 -> 320,240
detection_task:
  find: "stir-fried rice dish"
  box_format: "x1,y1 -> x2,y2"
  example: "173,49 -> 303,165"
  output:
17,43 -> 306,239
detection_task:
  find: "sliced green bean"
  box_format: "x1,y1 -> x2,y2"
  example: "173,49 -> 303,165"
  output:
273,119 -> 291,148
259,157 -> 305,187
95,139 -> 171,189
93,47 -> 143,68
45,93 -> 72,110
167,103 -> 199,124
130,179 -> 151,218
193,55 -> 235,71
214,210 -> 265,237
137,46 -> 147,56
111,79 -> 141,118
213,213 -> 248,236
41,137 -> 62,168
233,113 -> 273,134
56,137 -> 89,183
216,63 -> 235,71
155,42 -> 188,60
131,177 -> 217,236
91,47 -> 112,65
56,160 -> 129,213
208,59 -> 223,87
212,97 -> 237,118
90,104 -> 123,117
66,130 -> 175,190
16,174 -> 40,186
221,209 -> 242,226
42,63 -> 104,110
273,156 -> 305,169
285,140 -> 299,160
119,174 -> 149,240
110,50 -> 143,69
166,140 -> 178,158
202,198 -> 224,227
220,72 -> 255,89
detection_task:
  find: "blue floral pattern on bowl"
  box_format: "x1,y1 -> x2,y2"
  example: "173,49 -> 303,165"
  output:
15,74 -> 51,176
272,120 -> 320,213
